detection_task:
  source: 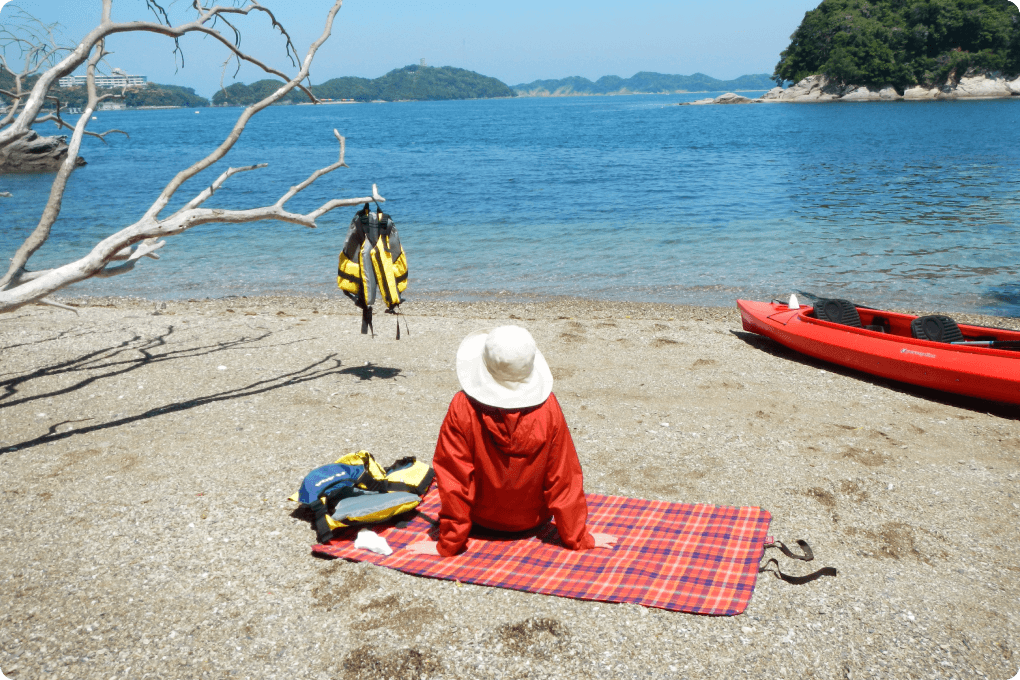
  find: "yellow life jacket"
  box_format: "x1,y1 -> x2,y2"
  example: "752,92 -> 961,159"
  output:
337,251 -> 362,300
370,235 -> 408,308
290,450 -> 434,543
337,210 -> 408,310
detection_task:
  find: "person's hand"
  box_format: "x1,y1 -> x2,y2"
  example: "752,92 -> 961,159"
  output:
592,533 -> 617,549
405,540 -> 441,556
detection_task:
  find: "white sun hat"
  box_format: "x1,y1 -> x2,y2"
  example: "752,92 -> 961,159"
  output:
456,325 -> 553,409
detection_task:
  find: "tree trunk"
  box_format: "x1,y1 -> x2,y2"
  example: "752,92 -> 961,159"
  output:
0,131 -> 87,173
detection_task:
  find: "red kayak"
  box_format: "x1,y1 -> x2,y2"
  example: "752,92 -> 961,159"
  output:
737,298 -> 1020,405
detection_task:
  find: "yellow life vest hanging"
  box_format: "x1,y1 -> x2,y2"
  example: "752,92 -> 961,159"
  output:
337,205 -> 409,337
371,235 -> 404,308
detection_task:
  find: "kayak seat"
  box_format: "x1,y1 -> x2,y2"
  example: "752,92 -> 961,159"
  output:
911,315 -> 964,344
813,299 -> 863,327
813,298 -> 888,333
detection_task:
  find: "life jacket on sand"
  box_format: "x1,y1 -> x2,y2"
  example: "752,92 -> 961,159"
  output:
291,450 -> 434,544
337,205 -> 409,337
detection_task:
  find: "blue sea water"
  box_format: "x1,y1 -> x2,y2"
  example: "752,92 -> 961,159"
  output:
2,92 -> 1019,316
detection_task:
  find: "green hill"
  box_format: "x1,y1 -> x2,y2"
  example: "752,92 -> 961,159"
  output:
211,65 -> 516,106
210,79 -> 298,107
122,84 -> 209,108
319,64 -> 515,101
773,0 -> 1020,89
513,72 -> 776,95
2,82 -> 210,109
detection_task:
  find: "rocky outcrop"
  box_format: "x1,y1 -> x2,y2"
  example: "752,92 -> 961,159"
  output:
683,72 -> 1020,105
839,86 -> 879,101
903,86 -> 939,100
759,75 -> 841,102
684,92 -> 753,105
0,131 -> 87,173
714,92 -> 753,104
944,73 -> 1015,98
757,76 -> 903,102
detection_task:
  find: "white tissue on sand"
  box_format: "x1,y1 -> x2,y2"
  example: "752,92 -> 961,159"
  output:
354,529 -> 392,555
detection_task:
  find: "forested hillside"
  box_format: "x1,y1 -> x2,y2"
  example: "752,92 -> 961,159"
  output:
123,84 -> 209,108
211,65 -> 515,106
316,65 -> 515,101
211,79 -> 298,107
1,81 -> 209,109
773,0 -> 1020,89
514,72 -> 776,95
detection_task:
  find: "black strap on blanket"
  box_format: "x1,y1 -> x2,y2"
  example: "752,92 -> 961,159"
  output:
759,539 -> 837,584
415,510 -> 440,526
771,539 -> 814,561
759,558 -> 838,585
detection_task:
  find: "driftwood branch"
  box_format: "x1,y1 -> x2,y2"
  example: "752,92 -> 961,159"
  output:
276,130 -> 348,207
0,0 -> 371,315
142,2 -> 344,222
178,163 -> 269,213
92,240 -> 167,278
0,1 -> 320,153
0,41 -> 107,292
29,113 -> 128,143
108,239 -> 165,263
35,298 -> 80,315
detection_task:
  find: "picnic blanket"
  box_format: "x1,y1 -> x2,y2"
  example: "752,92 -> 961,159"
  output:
313,490 -> 771,616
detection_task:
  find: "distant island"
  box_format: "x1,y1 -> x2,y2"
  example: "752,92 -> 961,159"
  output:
53,83 -> 210,109
513,72 -> 776,96
1,64 -> 515,111
212,65 -> 515,106
4,65 -> 786,111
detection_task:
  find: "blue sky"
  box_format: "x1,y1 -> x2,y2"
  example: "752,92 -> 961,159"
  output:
2,0 -> 820,96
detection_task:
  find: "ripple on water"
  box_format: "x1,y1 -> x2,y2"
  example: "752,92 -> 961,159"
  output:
2,95 -> 1018,316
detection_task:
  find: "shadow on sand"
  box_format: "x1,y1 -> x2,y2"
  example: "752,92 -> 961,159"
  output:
1,326 -> 403,455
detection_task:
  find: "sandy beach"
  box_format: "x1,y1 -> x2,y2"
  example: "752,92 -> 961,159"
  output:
1,294 -> 1018,679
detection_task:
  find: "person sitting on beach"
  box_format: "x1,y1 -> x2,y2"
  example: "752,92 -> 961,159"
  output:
406,325 -> 616,557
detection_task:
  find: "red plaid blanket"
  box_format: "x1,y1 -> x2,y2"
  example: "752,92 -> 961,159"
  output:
312,491 -> 771,616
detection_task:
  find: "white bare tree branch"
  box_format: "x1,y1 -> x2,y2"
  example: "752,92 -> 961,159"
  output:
27,112 -> 128,143
0,0 -> 321,151
91,240 -> 167,278
178,163 -> 270,213
0,39 -> 107,292
107,239 -> 165,263
0,0 -> 379,315
35,297 -> 80,314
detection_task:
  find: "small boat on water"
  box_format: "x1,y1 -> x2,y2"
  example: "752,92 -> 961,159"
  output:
737,297 -> 1020,405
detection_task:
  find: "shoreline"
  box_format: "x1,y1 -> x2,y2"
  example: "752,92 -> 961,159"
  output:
686,73 -> 1020,105
512,89 -> 771,97
2,295 -> 1019,678
51,291 -> 1020,328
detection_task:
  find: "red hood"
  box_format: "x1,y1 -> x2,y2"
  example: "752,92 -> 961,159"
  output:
474,397 -> 545,458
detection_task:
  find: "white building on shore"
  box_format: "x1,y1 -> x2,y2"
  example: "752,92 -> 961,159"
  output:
59,68 -> 147,89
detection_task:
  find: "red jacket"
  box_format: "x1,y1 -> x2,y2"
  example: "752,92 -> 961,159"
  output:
432,391 -> 596,557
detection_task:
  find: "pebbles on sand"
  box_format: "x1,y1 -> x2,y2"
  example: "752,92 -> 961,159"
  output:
1,295 -> 1018,679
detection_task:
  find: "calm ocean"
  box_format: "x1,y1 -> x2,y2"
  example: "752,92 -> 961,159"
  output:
3,92 -> 1019,316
